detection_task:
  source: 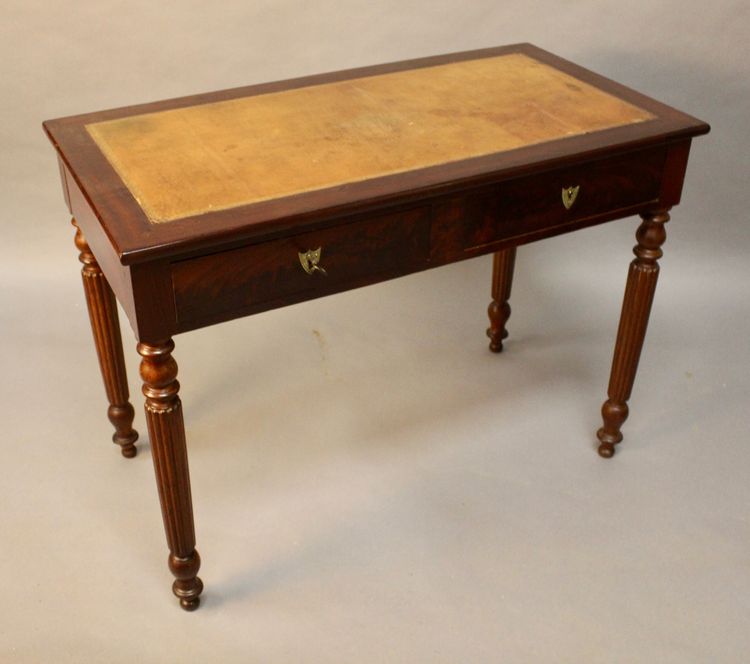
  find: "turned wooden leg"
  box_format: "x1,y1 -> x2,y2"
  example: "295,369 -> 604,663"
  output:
487,247 -> 517,352
597,210 -> 670,458
73,219 -> 138,458
138,339 -> 203,610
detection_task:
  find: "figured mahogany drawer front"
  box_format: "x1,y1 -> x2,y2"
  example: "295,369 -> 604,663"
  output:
172,206 -> 431,326
432,146 -> 666,259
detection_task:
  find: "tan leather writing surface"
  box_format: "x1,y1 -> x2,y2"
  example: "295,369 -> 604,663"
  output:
86,53 -> 653,223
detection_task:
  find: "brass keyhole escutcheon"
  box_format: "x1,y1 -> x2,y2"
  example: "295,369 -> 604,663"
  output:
562,185 -> 580,210
298,247 -> 327,276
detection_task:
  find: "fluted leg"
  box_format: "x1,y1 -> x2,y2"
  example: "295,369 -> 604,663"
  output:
73,219 -> 138,458
597,210 -> 670,458
487,247 -> 517,352
138,339 -> 203,610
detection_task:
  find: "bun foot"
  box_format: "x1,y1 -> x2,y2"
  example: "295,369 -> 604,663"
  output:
113,426 -> 138,458
179,597 -> 201,611
596,424 -> 621,459
173,576 -> 203,611
487,248 -> 516,354
597,441 -> 615,458
169,552 -> 203,612
487,327 -> 505,353
119,442 -> 137,458
109,404 -> 138,457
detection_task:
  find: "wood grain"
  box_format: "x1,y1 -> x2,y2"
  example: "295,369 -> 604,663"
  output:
138,339 -> 203,610
43,44 -> 709,264
487,248 -> 517,352
171,206 -> 430,328
431,145 -> 665,263
73,218 -> 138,457
597,209 -> 670,458
46,46 -> 711,612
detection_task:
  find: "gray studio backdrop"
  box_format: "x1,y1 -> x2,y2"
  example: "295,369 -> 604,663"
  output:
1,2 -> 748,663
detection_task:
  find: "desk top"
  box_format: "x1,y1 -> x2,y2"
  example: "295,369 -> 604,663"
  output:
44,44 -> 708,264
86,53 -> 652,224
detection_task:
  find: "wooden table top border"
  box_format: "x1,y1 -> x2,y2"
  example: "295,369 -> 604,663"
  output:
43,43 -> 709,265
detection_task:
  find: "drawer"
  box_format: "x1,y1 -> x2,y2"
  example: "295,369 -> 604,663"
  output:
171,206 -> 431,327
432,146 -> 666,259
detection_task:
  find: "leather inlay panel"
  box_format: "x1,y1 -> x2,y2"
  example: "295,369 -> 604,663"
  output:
87,53 -> 653,224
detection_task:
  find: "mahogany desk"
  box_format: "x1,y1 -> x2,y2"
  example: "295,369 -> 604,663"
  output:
44,44 -> 709,610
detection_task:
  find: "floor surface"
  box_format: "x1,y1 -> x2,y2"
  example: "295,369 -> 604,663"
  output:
2,220 -> 748,662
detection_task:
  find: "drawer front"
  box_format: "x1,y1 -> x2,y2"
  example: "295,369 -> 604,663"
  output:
172,206 -> 431,327
432,146 -> 666,260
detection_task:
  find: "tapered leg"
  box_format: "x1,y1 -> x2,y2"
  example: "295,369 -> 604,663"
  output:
138,339 -> 203,610
597,210 -> 670,458
73,219 -> 138,458
487,247 -> 517,352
